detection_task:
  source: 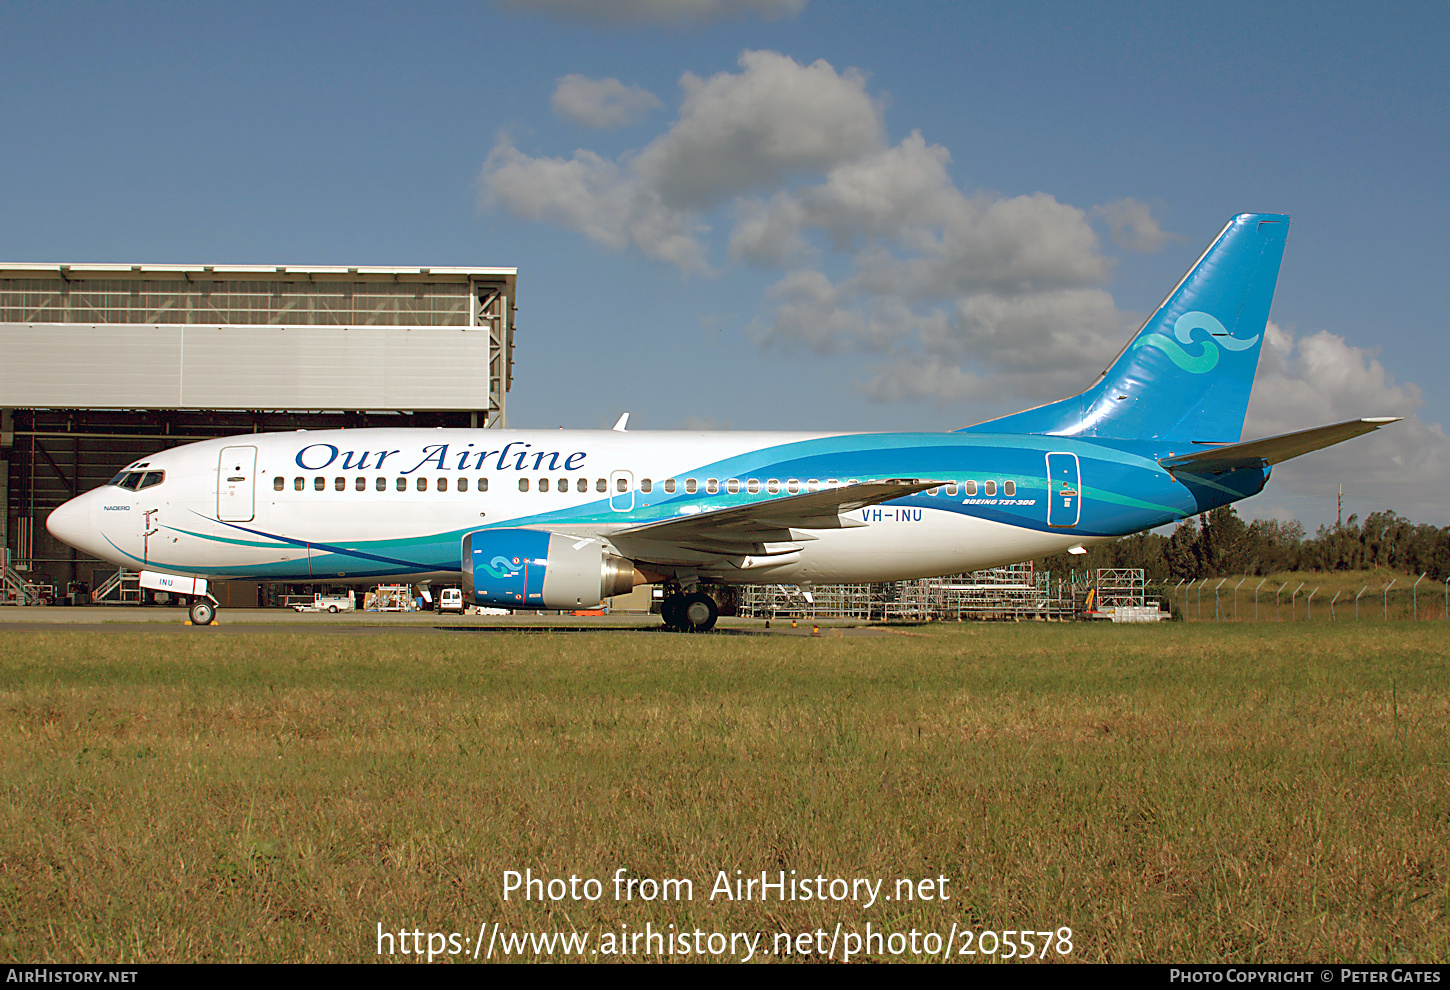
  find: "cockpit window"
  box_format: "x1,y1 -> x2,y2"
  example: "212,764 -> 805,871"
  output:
110,470 -> 165,490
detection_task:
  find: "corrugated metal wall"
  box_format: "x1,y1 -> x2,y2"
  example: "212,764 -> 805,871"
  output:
0,324 -> 491,409
0,278 -> 471,326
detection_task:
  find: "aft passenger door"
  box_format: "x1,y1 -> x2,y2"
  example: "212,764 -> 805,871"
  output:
218,446 -> 258,522
1045,452 -> 1081,527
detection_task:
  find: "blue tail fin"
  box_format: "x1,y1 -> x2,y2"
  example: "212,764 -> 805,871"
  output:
959,213 -> 1289,442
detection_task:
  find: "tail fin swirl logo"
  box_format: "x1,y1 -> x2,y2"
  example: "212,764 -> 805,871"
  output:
1130,311 -> 1261,374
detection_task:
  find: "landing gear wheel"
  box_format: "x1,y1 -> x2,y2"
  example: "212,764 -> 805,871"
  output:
189,599 -> 215,626
661,593 -> 686,631
681,592 -> 718,633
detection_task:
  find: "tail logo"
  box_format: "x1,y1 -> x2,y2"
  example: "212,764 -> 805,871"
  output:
1129,311 -> 1261,374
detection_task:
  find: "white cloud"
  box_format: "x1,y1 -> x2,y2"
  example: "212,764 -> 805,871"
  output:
480,138 -> 708,272
729,192 -> 809,264
501,0 -> 807,24
745,130 -> 1125,408
481,50 -> 881,273
635,50 -> 882,208
1092,198 -> 1173,253
1242,321 -> 1450,525
551,75 -> 661,127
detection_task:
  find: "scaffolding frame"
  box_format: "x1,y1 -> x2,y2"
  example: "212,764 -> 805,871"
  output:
736,565 -> 1163,622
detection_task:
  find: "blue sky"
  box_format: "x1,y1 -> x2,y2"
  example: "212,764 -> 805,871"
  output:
3,0 -> 1447,527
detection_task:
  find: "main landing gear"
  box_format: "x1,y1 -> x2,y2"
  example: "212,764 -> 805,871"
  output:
660,590 -> 718,633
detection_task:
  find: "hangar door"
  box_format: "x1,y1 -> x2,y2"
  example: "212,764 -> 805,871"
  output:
218,446 -> 257,522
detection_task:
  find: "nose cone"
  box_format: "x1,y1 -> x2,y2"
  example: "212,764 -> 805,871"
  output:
46,496 -> 94,553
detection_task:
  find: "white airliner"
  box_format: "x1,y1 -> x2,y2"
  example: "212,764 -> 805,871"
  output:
45,214 -> 1397,629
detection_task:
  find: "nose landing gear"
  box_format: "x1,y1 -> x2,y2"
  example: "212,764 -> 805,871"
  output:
187,598 -> 217,626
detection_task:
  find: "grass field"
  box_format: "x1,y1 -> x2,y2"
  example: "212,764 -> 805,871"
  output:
2,622 -> 1447,963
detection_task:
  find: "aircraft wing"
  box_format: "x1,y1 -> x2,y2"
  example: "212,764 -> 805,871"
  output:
612,478 -> 945,549
1159,417 -> 1401,475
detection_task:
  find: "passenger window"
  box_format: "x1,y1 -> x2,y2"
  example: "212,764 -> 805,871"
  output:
597,478 -> 607,493
438,477 -> 448,492
664,479 -> 676,494
985,480 -> 997,497
356,476 -> 367,491
685,478 -> 697,494
458,477 -> 469,492
417,477 -> 428,492
396,477 -> 406,491
575,478 -> 586,493
539,478 -> 550,492
726,479 -> 740,494
747,479 -> 760,494
519,478 -> 530,492
294,477 -> 304,491
479,478 -> 489,492
376,477 -> 387,491
273,476 -> 285,491
706,479 -> 718,494
786,479 -> 799,493
617,477 -> 628,492
766,479 -> 779,494
928,487 -> 939,497
313,477 -> 324,491
641,478 -> 652,493
965,480 -> 978,496
807,479 -> 819,492
335,477 -> 345,491
557,477 -> 567,492
1004,480 -> 1016,497
947,482 -> 958,496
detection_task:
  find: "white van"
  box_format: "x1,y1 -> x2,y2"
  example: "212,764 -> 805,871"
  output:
439,587 -> 464,613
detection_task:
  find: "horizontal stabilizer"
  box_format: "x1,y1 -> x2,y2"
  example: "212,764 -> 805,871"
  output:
1159,417 -> 1401,475
615,478 -> 946,546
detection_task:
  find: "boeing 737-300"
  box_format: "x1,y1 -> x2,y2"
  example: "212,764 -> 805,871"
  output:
44,213 -> 1399,629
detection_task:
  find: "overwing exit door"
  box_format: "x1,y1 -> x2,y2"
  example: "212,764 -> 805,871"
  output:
609,470 -> 635,512
1045,452 -> 1081,527
218,446 -> 257,522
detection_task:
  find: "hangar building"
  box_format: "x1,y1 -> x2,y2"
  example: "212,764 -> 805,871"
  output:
0,262 -> 516,604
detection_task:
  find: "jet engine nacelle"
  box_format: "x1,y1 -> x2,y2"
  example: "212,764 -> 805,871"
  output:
461,528 -> 641,609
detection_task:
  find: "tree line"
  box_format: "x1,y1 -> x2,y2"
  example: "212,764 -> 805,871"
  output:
1037,507 -> 1450,583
